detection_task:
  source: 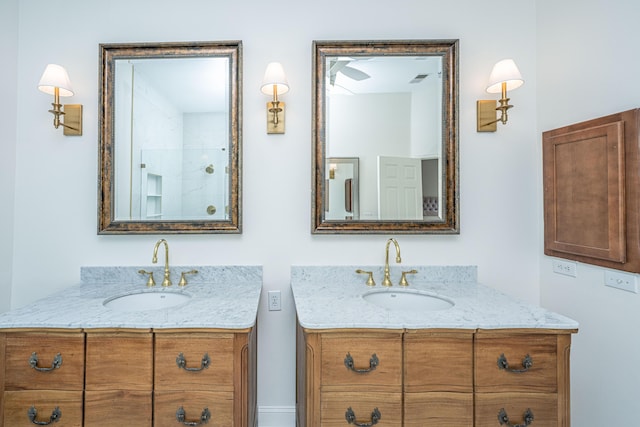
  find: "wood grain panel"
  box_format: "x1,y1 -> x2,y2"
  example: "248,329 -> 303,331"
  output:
320,332 -> 402,392
3,390 -> 83,427
154,391 -> 234,427
404,392 -> 473,427
321,391 -> 402,427
4,332 -> 84,390
84,390 -> 152,427
475,333 -> 557,393
475,392 -> 558,427
85,332 -> 152,390
404,330 -> 473,392
154,333 -> 234,391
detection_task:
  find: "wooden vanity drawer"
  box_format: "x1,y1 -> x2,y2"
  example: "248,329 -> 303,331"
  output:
154,391 -> 234,427
3,332 -> 85,390
85,331 -> 153,390
320,332 -> 402,391
475,332 -> 558,393
321,391 -> 402,426
404,330 -> 473,393
404,392 -> 473,427
154,333 -> 234,391
475,392 -> 558,427
84,390 -> 152,427
3,390 -> 83,426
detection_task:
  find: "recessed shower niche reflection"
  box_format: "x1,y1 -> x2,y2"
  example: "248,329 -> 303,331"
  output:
114,58 -> 230,221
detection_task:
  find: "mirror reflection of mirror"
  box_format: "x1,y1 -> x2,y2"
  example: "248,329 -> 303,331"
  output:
325,157 -> 359,220
98,41 -> 242,234
312,40 -> 459,234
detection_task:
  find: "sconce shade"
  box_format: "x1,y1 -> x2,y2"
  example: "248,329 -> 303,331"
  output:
486,59 -> 524,93
38,64 -> 74,97
260,62 -> 289,96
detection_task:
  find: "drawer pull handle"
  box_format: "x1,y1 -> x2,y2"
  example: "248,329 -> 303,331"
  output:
345,407 -> 381,426
29,352 -> 62,372
498,408 -> 534,427
497,353 -> 533,373
344,353 -> 379,373
175,406 -> 211,426
27,406 -> 61,425
176,352 -> 211,372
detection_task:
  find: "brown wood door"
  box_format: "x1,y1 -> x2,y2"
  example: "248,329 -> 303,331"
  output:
404,392 -> 473,427
84,390 -> 152,427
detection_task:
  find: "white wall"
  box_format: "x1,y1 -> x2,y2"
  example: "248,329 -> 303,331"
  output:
5,0 -> 540,425
537,1 -> 640,425
0,0 -> 18,314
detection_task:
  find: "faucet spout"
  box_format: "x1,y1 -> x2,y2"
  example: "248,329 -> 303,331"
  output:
382,238 -> 401,287
152,239 -> 172,287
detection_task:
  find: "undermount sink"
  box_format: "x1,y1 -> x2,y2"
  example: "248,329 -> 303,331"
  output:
363,289 -> 454,311
103,290 -> 192,312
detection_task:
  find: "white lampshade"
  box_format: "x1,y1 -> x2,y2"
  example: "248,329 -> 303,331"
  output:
486,59 -> 524,93
38,64 -> 74,97
260,62 -> 289,96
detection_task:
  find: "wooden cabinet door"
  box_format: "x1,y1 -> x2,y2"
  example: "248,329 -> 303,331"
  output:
4,332 -> 84,390
154,391 -> 234,427
3,390 -> 83,427
321,391 -> 402,427
320,332 -> 402,392
404,330 -> 473,393
84,390 -> 152,427
404,392 -> 473,427
85,331 -> 153,390
475,392 -> 558,427
154,333 -> 234,391
475,334 -> 558,393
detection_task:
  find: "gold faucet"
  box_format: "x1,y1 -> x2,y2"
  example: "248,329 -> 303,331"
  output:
152,239 -> 172,287
382,238 -> 401,286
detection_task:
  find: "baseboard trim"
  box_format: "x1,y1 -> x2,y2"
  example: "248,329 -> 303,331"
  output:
258,405 -> 296,427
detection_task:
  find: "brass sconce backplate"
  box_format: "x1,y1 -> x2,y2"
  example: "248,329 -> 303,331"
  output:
266,101 -> 285,134
63,104 -> 83,136
476,100 -> 497,132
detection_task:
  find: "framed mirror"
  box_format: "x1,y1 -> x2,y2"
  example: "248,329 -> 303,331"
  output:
312,40 -> 459,234
98,41 -> 242,234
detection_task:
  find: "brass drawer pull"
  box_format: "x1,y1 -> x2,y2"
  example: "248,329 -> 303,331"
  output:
29,352 -> 63,372
497,353 -> 533,373
344,352 -> 379,373
176,352 -> 211,372
498,408 -> 534,426
27,405 -> 61,425
345,407 -> 381,426
175,406 -> 211,426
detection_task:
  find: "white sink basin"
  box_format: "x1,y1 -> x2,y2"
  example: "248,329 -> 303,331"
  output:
103,291 -> 191,312
363,290 -> 454,311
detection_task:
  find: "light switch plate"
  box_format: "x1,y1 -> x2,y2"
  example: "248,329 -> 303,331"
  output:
605,270 -> 638,293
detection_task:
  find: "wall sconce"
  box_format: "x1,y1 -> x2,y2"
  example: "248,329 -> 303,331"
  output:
476,59 -> 524,132
260,62 -> 289,134
38,64 -> 83,136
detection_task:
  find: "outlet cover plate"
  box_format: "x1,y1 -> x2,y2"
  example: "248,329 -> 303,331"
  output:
552,259 -> 577,277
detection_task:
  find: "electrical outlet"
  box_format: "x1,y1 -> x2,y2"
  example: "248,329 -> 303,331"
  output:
268,290 -> 281,311
605,270 -> 638,293
552,259 -> 577,277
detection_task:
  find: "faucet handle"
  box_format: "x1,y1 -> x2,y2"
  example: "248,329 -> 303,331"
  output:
355,269 -> 376,287
138,270 -> 156,287
398,269 -> 418,287
178,270 -> 198,287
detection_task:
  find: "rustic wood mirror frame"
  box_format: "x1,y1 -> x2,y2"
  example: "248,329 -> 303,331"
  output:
312,40 -> 459,234
98,41 -> 242,234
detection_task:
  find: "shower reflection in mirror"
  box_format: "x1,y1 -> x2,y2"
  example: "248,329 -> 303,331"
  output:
114,58 -> 230,221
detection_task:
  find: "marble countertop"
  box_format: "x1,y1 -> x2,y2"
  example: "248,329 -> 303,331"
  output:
0,266 -> 262,330
291,266 -> 579,330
